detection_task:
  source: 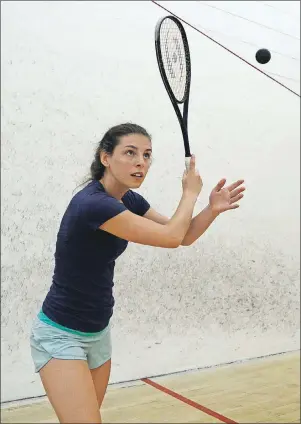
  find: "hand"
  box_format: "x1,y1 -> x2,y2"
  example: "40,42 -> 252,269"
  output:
209,178 -> 245,214
182,155 -> 203,197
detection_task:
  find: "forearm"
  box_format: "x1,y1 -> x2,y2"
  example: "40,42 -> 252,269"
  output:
165,192 -> 198,245
181,204 -> 219,246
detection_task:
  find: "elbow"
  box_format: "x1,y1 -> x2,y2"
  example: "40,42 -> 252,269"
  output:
165,235 -> 183,249
163,230 -> 193,248
180,239 -> 193,246
160,229 -> 182,248
167,240 -> 182,248
168,237 -> 193,248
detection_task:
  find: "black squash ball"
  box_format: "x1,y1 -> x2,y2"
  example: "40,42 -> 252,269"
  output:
256,49 -> 271,64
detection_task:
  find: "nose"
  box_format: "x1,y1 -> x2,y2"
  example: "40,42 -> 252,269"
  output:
135,153 -> 145,167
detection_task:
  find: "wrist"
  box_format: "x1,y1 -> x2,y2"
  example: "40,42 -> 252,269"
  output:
182,191 -> 198,202
206,204 -> 220,218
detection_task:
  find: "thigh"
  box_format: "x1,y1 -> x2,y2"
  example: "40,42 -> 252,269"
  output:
30,318 -> 87,372
90,359 -> 111,408
39,358 -> 101,423
87,324 -> 112,407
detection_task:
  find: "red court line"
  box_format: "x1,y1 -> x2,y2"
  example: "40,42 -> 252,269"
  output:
141,377 -> 238,424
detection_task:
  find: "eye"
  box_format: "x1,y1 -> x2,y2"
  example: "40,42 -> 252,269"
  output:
144,152 -> 152,159
126,149 -> 135,156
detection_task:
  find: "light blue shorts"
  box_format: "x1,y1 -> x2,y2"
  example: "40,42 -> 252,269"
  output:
30,317 -> 112,373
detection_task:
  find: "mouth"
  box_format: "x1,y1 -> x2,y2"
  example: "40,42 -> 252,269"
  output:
131,172 -> 144,179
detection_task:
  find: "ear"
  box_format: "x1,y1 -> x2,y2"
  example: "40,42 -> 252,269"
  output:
100,151 -> 110,168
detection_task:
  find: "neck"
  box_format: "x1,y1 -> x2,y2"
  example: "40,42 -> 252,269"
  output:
99,174 -> 129,201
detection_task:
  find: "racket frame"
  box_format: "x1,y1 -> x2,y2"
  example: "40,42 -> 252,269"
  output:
155,15 -> 192,168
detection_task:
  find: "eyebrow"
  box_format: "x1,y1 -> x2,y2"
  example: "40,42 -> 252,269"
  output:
124,145 -> 152,151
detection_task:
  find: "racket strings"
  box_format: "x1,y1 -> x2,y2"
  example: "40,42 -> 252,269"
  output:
160,19 -> 189,102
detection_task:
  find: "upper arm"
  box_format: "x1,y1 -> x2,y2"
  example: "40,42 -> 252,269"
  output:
143,207 -> 170,225
99,210 -> 179,248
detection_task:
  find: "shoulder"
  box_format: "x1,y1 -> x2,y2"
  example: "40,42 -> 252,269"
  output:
70,180 -> 127,230
69,181 -> 107,210
122,190 -> 150,216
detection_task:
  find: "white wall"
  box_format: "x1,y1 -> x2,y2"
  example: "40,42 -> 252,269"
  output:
1,1 -> 300,402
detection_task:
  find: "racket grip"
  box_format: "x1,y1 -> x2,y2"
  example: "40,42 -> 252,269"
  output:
185,157 -> 190,171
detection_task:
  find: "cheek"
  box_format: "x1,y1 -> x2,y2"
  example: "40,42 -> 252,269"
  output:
112,157 -> 132,174
112,156 -> 129,166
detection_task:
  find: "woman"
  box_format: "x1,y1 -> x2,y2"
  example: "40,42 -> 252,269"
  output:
30,123 -> 245,423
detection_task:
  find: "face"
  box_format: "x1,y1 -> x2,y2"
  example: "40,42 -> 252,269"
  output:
101,134 -> 152,188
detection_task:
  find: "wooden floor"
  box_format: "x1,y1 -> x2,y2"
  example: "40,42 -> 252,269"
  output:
2,351 -> 300,423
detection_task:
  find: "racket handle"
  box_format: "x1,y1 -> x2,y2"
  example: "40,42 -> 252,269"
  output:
185,156 -> 191,171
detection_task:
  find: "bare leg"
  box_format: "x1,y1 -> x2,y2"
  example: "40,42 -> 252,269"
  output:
39,358 -> 101,423
90,359 -> 111,410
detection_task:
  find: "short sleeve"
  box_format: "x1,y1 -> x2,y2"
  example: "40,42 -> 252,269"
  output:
80,193 -> 127,230
123,190 -> 150,216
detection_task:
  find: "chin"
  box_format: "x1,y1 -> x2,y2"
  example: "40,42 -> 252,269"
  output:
127,178 -> 144,189
130,181 -> 143,189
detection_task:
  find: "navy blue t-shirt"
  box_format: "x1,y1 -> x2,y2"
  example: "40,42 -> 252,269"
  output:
42,179 -> 150,333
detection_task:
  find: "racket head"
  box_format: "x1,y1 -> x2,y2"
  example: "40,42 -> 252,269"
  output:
155,15 -> 191,105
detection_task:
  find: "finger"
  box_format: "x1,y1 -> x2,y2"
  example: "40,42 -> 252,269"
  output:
230,193 -> 244,204
226,179 -> 244,192
189,154 -> 195,171
215,178 -> 226,192
230,186 -> 245,198
228,203 -> 240,210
